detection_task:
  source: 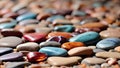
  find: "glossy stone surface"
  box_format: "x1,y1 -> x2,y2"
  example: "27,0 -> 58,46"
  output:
26,52 -> 47,62
96,38 -> 120,49
0,47 -> 13,55
47,57 -> 81,66
69,31 -> 100,45
39,47 -> 67,56
0,36 -> 22,47
46,36 -> 68,44
16,12 -> 37,21
0,52 -> 23,61
23,33 -> 47,42
39,41 -> 61,47
61,42 -> 85,50
46,15 -> 64,22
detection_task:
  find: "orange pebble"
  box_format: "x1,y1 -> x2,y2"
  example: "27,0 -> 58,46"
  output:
47,32 -> 72,39
114,46 -> 120,52
61,42 -> 85,50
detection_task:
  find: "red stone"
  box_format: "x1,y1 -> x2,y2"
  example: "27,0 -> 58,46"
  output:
23,33 -> 47,42
26,52 -> 47,62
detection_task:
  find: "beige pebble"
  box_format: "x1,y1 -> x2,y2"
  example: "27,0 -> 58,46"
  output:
106,58 -> 117,65
96,52 -> 120,59
16,42 -> 39,51
47,57 -> 81,66
68,47 -> 93,56
81,57 -> 105,65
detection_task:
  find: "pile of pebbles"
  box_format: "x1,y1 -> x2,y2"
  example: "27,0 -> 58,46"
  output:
0,0 -> 120,68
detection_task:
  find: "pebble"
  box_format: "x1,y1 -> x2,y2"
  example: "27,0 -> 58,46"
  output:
61,42 -> 85,50
0,36 -> 22,47
69,31 -> 100,45
23,33 -> 47,42
16,42 -> 39,51
39,41 -> 61,48
0,52 -> 23,61
93,48 -> 106,53
106,58 -> 117,65
5,62 -> 31,68
37,13 -> 51,21
114,46 -> 120,52
39,47 -> 67,56
46,15 -> 64,22
96,52 -> 120,59
68,47 -> 93,56
16,12 -> 37,21
26,52 -> 47,62
81,57 -> 105,65
96,38 -> 120,50
47,32 -> 72,39
101,63 -> 110,68
35,27 -> 53,34
0,47 -> 13,55
54,25 -> 74,32
1,29 -> 23,37
18,19 -> 39,26
47,56 -> 81,66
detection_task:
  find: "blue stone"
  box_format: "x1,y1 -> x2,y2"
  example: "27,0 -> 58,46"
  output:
96,38 -> 120,50
69,31 -> 100,45
46,15 -> 64,22
0,20 -> 17,29
16,12 -> 37,21
39,47 -> 67,56
54,25 -> 74,32
0,47 -> 13,55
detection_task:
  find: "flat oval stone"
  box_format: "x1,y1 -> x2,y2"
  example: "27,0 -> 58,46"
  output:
16,42 -> 39,51
39,47 -> 67,56
81,57 -> 105,65
5,62 -> 30,68
61,42 -> 85,50
0,47 -> 13,55
100,28 -> 120,38
46,15 -> 64,22
35,27 -> 53,34
72,10 -> 87,16
68,47 -> 93,56
0,36 -> 22,47
114,46 -> 120,52
0,52 -> 23,61
54,25 -> 74,32
18,19 -> 39,26
96,38 -> 120,49
3,12 -> 19,19
1,29 -> 23,37
23,33 -> 47,42
93,49 -> 106,53
39,41 -> 61,48
48,32 -> 72,39
26,52 -> 47,62
47,57 -> 81,66
16,12 -> 37,21
69,31 -> 100,45
37,13 -> 51,21
96,52 -> 120,59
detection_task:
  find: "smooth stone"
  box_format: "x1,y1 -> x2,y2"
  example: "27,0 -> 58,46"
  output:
46,15 -> 64,22
48,32 -> 72,39
88,46 -> 96,49
39,47 -> 67,56
39,41 -> 61,48
69,31 -> 100,45
35,27 -> 53,34
96,52 -> 120,59
16,12 -> 37,21
1,29 -> 23,37
46,36 -> 68,44
96,38 -> 120,49
23,33 -> 46,42
72,10 -> 87,16
93,49 -> 106,53
61,42 -> 85,50
101,63 -> 110,68
0,52 -> 23,61
114,46 -> 120,52
0,47 -> 13,55
47,57 -> 81,66
54,25 -> 74,32
100,28 -> 120,38
3,12 -> 19,19
0,36 -> 22,47
5,62 -> 30,68
68,47 -> 93,56
16,42 -> 39,51
81,57 -> 105,65
106,58 -> 117,65
28,64 -> 51,68
18,19 -> 39,26
37,13 -> 51,21
0,20 -> 17,29
117,60 -> 120,65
